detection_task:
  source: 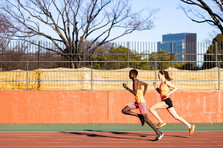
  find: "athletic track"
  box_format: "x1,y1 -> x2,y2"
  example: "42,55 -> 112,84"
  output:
0,131 -> 222,148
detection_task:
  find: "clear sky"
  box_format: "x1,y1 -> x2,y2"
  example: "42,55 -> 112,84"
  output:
115,0 -> 220,42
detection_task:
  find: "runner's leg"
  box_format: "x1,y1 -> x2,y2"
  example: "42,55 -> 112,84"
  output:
149,101 -> 168,123
167,107 -> 191,128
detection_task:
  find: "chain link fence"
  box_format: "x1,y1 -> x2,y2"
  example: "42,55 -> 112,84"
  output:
0,61 -> 222,91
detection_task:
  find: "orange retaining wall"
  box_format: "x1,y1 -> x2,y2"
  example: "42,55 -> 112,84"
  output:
0,90 -> 222,123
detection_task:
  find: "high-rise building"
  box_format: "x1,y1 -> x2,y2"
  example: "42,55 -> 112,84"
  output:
157,33 -> 197,65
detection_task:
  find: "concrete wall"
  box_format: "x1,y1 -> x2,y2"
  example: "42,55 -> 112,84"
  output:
0,90 -> 222,123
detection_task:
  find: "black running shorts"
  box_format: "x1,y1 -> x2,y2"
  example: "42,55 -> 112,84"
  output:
163,98 -> 173,109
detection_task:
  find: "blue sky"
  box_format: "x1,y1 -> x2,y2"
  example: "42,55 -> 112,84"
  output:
115,0 -> 220,42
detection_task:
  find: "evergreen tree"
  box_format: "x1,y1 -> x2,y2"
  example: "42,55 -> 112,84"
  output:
202,34 -> 223,69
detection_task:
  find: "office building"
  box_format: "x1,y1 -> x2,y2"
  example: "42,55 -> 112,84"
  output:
157,33 -> 197,65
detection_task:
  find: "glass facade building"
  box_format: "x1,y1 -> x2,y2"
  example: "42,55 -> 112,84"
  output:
157,33 -> 197,63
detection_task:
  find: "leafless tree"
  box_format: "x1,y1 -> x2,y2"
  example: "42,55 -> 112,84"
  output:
0,0 -> 157,68
0,13 -> 15,51
180,0 -> 223,34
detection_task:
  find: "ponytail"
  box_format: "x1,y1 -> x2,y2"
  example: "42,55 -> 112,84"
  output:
159,70 -> 172,81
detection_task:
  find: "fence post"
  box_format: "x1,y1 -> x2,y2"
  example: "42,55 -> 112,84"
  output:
26,61 -> 29,90
91,61 -> 93,90
215,42 -> 220,90
38,41 -> 41,68
171,42 -> 174,68
215,42 -> 218,68
127,41 -> 130,67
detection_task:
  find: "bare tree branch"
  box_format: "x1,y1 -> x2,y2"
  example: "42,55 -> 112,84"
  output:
180,0 -> 223,34
0,0 -> 157,68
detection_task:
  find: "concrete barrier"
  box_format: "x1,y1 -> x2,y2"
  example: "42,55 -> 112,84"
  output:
0,90 -> 222,123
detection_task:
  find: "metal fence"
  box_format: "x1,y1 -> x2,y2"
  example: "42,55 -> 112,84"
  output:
0,40 -> 212,54
0,61 -> 222,91
0,41 -> 222,90
0,40 -> 217,70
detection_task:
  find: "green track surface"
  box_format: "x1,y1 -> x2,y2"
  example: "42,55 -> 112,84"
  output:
0,123 -> 222,132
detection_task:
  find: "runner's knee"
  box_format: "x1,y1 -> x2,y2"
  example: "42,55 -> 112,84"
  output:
149,106 -> 155,112
121,108 -> 128,114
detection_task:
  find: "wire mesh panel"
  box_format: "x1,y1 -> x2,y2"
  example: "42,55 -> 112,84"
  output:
0,61 -> 222,90
0,41 -> 222,90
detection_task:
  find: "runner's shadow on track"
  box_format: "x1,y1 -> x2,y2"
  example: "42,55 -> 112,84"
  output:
60,130 -> 154,141
167,135 -> 188,138
84,129 -> 150,137
83,129 -> 187,138
61,130 -> 188,140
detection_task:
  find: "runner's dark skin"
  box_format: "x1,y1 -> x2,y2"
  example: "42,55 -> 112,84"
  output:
121,69 -> 163,137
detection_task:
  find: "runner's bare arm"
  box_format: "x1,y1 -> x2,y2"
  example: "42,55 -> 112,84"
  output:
153,81 -> 160,94
165,81 -> 178,97
123,82 -> 137,95
140,80 -> 148,96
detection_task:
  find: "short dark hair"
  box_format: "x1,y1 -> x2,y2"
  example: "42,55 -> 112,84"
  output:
130,69 -> 138,76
